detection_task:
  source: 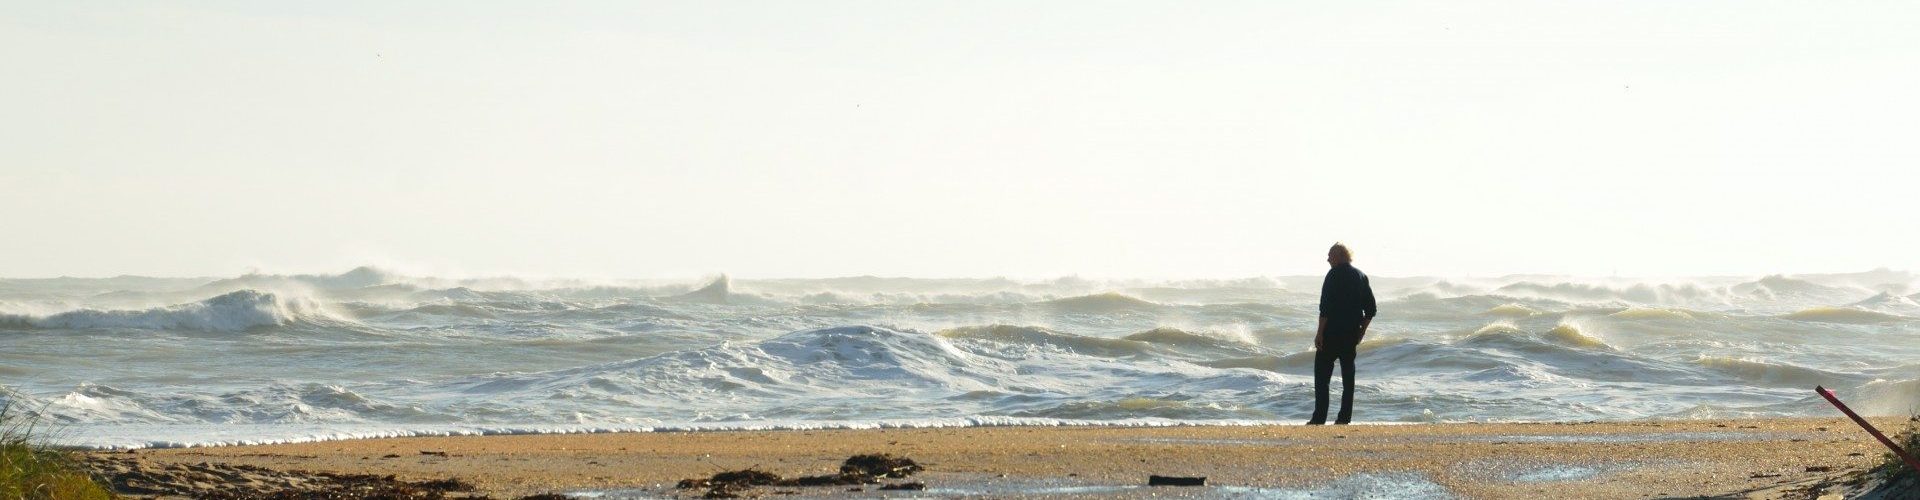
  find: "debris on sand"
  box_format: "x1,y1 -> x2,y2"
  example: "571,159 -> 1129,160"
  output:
677,469 -> 782,498
1148,475 -> 1207,486
677,454 -> 926,498
1766,415 -> 1920,499
83,455 -> 483,499
841,453 -> 924,478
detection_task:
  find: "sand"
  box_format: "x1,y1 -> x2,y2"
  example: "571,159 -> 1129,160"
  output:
85,417 -> 1914,499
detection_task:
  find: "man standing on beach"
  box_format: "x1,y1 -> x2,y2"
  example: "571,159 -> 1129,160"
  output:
1310,242 -> 1376,425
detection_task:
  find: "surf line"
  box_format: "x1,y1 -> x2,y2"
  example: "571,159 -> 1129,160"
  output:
1815,385 -> 1920,475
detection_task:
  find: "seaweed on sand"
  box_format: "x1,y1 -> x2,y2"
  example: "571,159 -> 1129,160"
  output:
840,454 -> 924,478
83,456 -> 487,499
677,454 -> 925,498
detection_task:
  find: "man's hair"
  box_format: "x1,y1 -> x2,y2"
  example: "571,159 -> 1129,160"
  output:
1329,242 -> 1353,260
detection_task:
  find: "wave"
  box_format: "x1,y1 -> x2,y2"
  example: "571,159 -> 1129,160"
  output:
430,325 -> 1289,425
1851,292 -> 1920,315
1846,378 -> 1920,416
668,275 -> 733,303
1123,286 -> 1304,305
0,290 -> 340,332
412,287 -> 488,302
1122,327 -> 1240,348
1460,320 -> 1522,340
1006,397 -> 1275,420
662,275 -> 782,306
1118,327 -> 1266,359
1543,323 -> 1612,350
1199,352 -> 1315,373
199,266 -> 399,292
1693,356 -> 1865,388
1038,292 -> 1165,313
465,326 -> 995,400
1398,280 -> 1484,298
1731,275 -> 1872,305
390,303 -> 500,319
1733,275 -> 1838,295
1788,268 -> 1919,290
1458,321 -> 1617,353
29,381 -> 446,426
1607,307 -> 1696,320
1780,307 -> 1908,324
1482,303 -> 1540,317
937,325 -> 1151,358
1494,281 -> 1726,306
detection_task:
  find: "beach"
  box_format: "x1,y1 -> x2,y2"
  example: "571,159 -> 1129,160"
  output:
84,417 -> 1910,499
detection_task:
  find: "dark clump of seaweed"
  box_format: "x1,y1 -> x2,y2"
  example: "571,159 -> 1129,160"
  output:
81,453 -> 500,499
677,454 -> 925,498
840,454 -> 923,478
676,468 -> 781,499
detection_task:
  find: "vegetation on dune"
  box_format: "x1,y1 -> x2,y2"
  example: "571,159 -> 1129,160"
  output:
1877,413 -> 1920,482
0,399 -> 115,500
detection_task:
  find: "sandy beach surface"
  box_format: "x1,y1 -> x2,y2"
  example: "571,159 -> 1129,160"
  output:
84,417 -> 1914,499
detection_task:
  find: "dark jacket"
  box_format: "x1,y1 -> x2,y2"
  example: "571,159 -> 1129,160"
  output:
1319,263 -> 1377,344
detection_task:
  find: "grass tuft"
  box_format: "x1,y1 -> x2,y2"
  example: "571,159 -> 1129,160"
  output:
1,397 -> 115,500
1870,412 -> 1920,494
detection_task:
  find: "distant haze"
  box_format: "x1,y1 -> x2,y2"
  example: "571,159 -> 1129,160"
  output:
4,1 -> 1916,279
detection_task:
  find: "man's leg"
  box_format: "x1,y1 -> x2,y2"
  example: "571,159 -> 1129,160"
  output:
1335,345 -> 1357,424
1309,347 -> 1334,425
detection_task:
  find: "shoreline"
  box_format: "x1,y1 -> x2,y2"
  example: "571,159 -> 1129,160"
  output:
62,417 -> 1380,451
59,413 -> 1899,451
83,416 -> 1911,498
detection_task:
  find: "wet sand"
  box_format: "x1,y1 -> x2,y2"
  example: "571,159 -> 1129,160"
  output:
88,417 -> 1910,498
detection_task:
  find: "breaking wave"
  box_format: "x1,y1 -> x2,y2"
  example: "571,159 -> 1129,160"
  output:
937,325 -> 1150,357
1543,323 -> 1612,350
0,290 -> 340,332
1494,281 -> 1727,305
1693,357 -> 1865,388
1483,303 -> 1541,317
1039,293 -> 1165,313
1781,307 -> 1908,324
1457,321 -> 1616,354
1607,307 -> 1696,320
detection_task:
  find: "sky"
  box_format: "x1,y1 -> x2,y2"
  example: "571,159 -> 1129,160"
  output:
2,1 -> 1916,280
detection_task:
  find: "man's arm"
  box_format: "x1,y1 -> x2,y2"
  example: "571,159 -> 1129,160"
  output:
1316,271 -> 1334,350
1357,275 -> 1377,341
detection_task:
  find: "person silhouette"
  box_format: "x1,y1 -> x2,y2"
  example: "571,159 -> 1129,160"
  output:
1309,242 -> 1376,425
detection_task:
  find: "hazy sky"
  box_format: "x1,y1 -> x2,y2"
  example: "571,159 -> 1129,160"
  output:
3,1 -> 1916,279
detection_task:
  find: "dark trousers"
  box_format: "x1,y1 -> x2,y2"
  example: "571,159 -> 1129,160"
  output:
1310,340 -> 1357,424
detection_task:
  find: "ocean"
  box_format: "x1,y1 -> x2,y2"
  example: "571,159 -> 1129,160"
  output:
2,267 -> 1916,449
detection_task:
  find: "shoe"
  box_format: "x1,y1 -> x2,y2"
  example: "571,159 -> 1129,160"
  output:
1305,420 -> 1325,425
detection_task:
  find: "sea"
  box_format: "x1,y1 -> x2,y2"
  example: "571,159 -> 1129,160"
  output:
2,267 -> 1916,449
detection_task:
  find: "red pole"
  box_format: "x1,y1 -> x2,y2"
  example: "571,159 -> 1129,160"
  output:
1816,385 -> 1920,475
